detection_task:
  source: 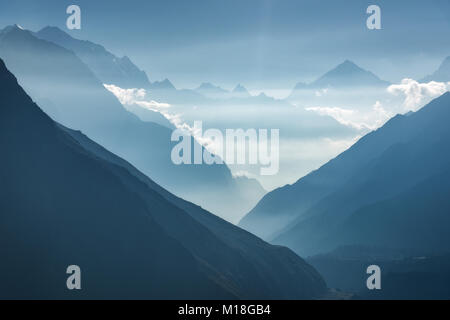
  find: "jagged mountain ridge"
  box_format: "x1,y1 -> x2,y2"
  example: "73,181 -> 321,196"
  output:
35,26 -> 151,89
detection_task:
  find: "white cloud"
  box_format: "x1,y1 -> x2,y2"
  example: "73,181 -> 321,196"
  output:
387,79 -> 450,111
104,83 -> 186,130
104,84 -> 218,153
103,84 -> 170,110
306,103 -> 392,131
306,106 -> 355,124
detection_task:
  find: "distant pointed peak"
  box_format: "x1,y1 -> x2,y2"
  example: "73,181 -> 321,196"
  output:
1,24 -> 37,41
2,24 -> 27,34
335,59 -> 363,71
9,24 -> 25,30
308,59 -> 387,88
232,84 -> 248,93
343,59 -> 356,65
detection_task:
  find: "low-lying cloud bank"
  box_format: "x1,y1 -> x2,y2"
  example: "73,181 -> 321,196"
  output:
306,101 -> 392,131
307,79 -> 450,132
104,84 -> 171,110
387,79 -> 450,111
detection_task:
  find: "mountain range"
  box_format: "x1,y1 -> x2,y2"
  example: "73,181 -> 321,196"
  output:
35,26 -> 259,104
0,58 -> 326,299
0,24 -> 265,223
194,82 -> 252,100
240,91 -> 450,257
35,26 -> 151,89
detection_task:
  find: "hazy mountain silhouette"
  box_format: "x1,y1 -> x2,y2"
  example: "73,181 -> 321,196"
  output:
149,78 -> 176,90
194,82 -> 254,100
309,60 -> 389,89
241,91 -> 450,257
195,82 -> 229,99
421,56 -> 450,82
33,27 -> 275,105
0,25 -> 264,222
232,84 -> 251,98
0,58 -> 326,299
193,82 -> 254,100
35,26 -> 150,89
34,27 -> 212,114
287,60 -> 390,109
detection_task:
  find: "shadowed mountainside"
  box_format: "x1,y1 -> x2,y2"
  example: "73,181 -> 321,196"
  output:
241,92 -> 450,257
0,58 -> 326,299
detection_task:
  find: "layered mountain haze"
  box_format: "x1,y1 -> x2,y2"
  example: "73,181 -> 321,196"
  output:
35,26 -> 151,89
0,58 -> 327,299
2,0 -> 449,301
241,91 -> 450,257
0,25 -> 266,223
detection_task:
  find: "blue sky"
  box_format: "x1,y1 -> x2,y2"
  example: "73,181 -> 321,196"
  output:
1,0 -> 449,92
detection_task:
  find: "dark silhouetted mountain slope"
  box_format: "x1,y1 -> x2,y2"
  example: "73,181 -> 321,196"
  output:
307,246 -> 450,299
0,58 -> 326,299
